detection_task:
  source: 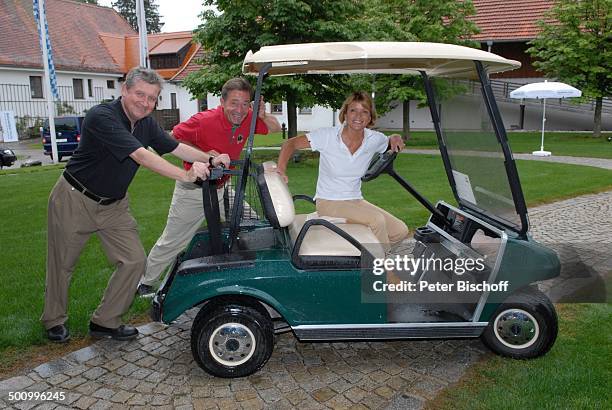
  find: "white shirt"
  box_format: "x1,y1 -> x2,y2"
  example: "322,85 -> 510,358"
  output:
307,125 -> 389,200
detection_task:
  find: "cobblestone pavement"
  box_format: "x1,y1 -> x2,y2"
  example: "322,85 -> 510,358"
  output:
1,195 -> 610,409
529,191 -> 612,302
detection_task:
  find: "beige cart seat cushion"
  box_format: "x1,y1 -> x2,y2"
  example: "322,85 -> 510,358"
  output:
289,213 -> 385,258
260,161 -> 383,258
260,161 -> 295,227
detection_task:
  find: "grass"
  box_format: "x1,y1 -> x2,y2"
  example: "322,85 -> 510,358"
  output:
250,130 -> 612,159
428,303 -> 612,409
386,130 -> 612,159
0,152 -> 611,376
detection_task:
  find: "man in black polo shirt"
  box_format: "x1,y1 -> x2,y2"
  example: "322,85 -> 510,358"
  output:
41,67 -> 230,343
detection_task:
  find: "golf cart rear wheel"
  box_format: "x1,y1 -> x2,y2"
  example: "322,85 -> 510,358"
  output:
482,287 -> 557,359
191,304 -> 274,378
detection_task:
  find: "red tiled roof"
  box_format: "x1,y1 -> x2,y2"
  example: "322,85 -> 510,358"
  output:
0,0 -> 136,73
138,32 -> 197,80
471,0 -> 555,41
150,37 -> 191,55
171,45 -> 205,82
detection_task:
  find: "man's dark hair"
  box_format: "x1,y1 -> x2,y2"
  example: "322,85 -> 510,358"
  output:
221,78 -> 252,100
125,66 -> 164,89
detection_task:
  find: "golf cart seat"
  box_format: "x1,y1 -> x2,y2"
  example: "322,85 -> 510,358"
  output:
256,162 -> 384,265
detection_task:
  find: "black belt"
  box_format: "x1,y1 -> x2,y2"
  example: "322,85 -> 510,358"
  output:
63,171 -> 120,205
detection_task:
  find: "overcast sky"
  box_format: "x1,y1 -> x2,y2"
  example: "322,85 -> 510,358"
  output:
97,0 -> 209,33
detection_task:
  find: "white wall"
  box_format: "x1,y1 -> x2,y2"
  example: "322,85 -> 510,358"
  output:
0,67 -> 122,118
375,100 -> 433,131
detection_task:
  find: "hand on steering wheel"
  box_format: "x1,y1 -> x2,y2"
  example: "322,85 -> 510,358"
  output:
361,150 -> 397,182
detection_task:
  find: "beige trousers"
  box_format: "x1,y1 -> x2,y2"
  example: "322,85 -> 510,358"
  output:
142,181 -> 254,287
41,176 -> 145,329
316,198 -> 409,245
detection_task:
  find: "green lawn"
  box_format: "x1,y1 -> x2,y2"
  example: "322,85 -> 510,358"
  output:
0,153 -> 611,381
390,130 -> 612,159
251,130 -> 612,159
429,303 -> 612,410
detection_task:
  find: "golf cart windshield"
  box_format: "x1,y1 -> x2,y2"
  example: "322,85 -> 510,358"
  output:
439,90 -> 524,230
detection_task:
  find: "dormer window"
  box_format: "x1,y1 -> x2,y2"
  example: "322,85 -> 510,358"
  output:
149,38 -> 192,69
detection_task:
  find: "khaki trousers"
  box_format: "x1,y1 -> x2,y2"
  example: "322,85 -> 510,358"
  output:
41,176 -> 145,329
316,198 -> 409,245
142,181 -> 254,286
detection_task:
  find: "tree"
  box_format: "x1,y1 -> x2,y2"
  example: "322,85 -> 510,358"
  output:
111,0 -> 164,33
366,0 -> 478,138
183,0 -> 362,138
528,0 -> 611,138
357,0 -> 479,139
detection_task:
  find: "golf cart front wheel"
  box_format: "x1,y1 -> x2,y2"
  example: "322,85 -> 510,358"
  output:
191,303 -> 274,378
482,287 -> 557,359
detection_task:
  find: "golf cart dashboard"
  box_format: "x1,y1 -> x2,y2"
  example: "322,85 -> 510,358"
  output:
428,202 -> 502,246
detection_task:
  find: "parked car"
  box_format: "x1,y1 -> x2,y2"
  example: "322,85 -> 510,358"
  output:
0,148 -> 16,169
42,116 -> 84,161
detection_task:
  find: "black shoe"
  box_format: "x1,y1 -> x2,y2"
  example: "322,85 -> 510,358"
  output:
89,322 -> 139,341
47,324 -> 70,343
136,283 -> 155,297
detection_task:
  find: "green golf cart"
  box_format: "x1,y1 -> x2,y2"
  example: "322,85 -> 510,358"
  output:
151,42 -> 560,378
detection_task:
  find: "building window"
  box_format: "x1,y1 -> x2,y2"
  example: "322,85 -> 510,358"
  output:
107,80 -> 115,89
170,93 -> 177,109
87,79 -> 93,97
271,102 -> 283,114
298,107 -> 312,115
150,54 -> 180,69
73,79 -> 84,99
30,76 -> 43,99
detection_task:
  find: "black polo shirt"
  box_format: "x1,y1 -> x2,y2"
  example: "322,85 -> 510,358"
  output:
66,98 -> 179,198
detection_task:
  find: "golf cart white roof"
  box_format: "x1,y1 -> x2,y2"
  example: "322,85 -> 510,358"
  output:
242,41 -> 520,78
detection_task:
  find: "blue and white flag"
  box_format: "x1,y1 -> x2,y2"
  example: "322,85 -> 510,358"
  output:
33,0 -> 59,100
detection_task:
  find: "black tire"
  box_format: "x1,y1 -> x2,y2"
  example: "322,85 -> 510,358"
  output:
482,287 -> 558,359
191,303 -> 274,378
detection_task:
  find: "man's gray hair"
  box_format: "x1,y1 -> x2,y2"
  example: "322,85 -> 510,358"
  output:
125,66 -> 164,89
221,77 -> 252,100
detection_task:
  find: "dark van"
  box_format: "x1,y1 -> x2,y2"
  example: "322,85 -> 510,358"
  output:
42,116 -> 84,161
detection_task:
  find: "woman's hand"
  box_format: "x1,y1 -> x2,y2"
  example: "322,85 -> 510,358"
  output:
388,134 -> 405,152
275,168 -> 289,183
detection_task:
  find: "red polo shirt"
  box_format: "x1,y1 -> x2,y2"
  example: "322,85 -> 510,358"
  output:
173,106 -> 268,170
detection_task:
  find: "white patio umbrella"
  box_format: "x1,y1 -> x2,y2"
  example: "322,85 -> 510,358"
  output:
510,81 -> 582,156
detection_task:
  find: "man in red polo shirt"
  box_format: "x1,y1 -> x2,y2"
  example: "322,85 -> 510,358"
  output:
138,78 -> 281,295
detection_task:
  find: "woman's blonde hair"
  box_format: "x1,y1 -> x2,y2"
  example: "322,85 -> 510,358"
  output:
338,91 -> 377,127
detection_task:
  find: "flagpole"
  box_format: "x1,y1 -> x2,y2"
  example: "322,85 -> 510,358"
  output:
136,0 -> 149,68
36,0 -> 58,164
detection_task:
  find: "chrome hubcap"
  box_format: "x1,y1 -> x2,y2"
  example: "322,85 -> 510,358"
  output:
209,322 -> 255,366
494,308 -> 539,349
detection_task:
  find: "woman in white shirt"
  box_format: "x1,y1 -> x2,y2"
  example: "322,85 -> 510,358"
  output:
276,91 -> 409,246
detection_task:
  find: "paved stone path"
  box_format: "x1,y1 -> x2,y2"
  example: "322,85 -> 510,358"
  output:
1,186 -> 610,410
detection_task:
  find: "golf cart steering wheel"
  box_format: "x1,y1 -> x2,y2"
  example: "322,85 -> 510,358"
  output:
362,150 -> 397,182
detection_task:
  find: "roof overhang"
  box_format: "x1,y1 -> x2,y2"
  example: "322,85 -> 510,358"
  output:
242,42 -> 520,79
